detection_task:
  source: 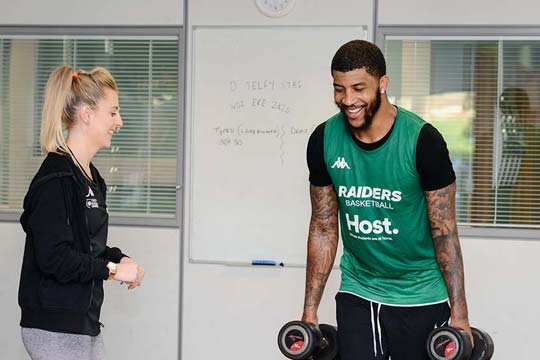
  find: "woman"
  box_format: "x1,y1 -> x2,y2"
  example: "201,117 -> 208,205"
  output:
18,65 -> 145,360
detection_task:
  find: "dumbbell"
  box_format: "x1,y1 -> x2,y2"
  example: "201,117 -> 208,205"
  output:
426,326 -> 494,360
277,321 -> 339,360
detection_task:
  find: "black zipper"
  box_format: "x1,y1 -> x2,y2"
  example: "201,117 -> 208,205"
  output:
86,212 -> 95,311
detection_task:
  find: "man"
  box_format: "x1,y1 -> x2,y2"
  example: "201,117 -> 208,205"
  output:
302,40 -> 471,360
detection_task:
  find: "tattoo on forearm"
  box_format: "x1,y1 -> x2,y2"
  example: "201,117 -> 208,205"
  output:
304,185 -> 339,312
425,182 -> 469,321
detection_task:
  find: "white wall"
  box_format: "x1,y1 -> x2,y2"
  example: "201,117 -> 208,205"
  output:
183,2 -> 540,360
102,226 -> 180,359
378,0 -> 540,25
0,0 -> 182,26
0,1 -> 183,357
189,0 -> 372,27
4,226 -> 539,360
0,223 -> 180,359
0,223 -> 28,360
181,237 -> 539,360
462,238 -> 540,360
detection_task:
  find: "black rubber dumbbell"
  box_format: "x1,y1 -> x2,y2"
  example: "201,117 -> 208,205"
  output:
426,326 -> 494,360
277,321 -> 339,360
470,327 -> 495,360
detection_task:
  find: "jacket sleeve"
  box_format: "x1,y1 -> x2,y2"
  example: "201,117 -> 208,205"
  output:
105,246 -> 129,263
27,178 -> 110,283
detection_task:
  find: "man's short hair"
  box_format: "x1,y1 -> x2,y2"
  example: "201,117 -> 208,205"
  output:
331,40 -> 386,79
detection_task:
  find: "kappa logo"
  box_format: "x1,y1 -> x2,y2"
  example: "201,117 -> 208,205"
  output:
331,156 -> 350,169
86,187 -> 95,198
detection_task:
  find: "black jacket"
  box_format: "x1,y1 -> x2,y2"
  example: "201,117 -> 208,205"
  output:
18,152 -> 125,334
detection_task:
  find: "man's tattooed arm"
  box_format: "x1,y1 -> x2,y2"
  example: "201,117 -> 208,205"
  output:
425,182 -> 472,337
302,184 -> 339,325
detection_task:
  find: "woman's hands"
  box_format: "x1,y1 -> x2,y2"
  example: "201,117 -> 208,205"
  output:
110,257 -> 145,289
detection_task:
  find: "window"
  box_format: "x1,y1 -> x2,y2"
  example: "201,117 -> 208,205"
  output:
0,34 -> 180,223
384,35 -> 540,230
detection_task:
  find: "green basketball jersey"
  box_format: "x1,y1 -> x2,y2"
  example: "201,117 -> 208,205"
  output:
324,106 -> 448,305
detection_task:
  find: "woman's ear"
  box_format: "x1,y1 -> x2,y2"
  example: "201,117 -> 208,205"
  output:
78,104 -> 93,126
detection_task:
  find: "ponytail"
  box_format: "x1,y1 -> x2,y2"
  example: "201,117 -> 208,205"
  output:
40,65 -> 74,154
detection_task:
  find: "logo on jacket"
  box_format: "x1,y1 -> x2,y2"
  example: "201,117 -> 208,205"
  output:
86,187 -> 95,198
331,156 -> 350,169
85,186 -> 98,208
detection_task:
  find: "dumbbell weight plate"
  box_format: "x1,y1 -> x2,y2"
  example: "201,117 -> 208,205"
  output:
426,327 -> 472,360
471,327 -> 494,360
278,321 -> 320,359
318,324 -> 339,360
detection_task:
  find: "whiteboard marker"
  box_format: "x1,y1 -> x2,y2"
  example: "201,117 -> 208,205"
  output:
215,260 -> 305,268
251,259 -> 284,266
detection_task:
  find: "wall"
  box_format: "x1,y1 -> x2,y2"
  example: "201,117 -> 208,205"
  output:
181,237 -> 539,359
0,223 -> 180,359
182,1 -> 540,360
0,0 -> 181,26
4,223 -> 539,360
0,0 -> 182,358
378,0 -> 540,25
461,238 -> 540,360
189,0 -> 373,27
0,223 -> 27,360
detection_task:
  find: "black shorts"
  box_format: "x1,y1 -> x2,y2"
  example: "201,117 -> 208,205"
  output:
336,292 -> 450,360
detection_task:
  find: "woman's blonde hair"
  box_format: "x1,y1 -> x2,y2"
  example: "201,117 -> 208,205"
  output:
40,65 -> 118,154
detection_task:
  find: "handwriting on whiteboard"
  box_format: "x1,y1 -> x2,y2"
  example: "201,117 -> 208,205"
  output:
212,125 -> 311,165
230,80 -> 303,92
208,79 -> 314,164
230,98 -> 291,113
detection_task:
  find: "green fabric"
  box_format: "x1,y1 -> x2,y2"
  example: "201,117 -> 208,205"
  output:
324,106 -> 448,305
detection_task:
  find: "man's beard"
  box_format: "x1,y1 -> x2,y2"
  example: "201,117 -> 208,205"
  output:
340,87 -> 382,132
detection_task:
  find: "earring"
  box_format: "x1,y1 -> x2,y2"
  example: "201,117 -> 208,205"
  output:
380,89 -> 386,94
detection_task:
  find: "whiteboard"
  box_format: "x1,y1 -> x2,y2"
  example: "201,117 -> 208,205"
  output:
189,26 -> 367,266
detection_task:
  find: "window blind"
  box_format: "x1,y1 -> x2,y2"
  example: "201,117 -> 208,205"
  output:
385,39 -> 540,228
0,35 -> 180,220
